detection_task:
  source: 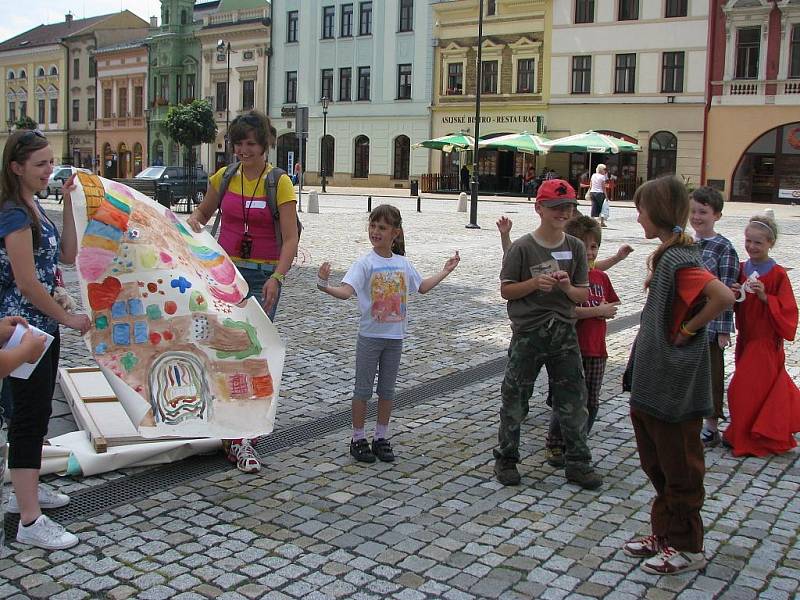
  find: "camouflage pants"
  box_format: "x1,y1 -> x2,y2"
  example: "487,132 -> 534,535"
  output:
494,320 -> 592,468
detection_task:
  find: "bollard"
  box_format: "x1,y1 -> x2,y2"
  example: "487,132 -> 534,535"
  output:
367,195 -> 372,212
417,196 -> 421,213
308,190 -> 319,214
457,192 -> 468,213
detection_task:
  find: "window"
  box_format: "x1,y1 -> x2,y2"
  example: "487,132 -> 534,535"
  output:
216,81 -> 228,110
186,74 -> 196,100
339,67 -> 352,101
321,135 -> 335,178
447,63 -> 463,95
49,98 -> 57,123
322,6 -> 335,39
517,59 -> 535,93
321,69 -> 334,101
393,135 -> 410,180
134,86 -> 143,116
648,131 -> 678,179
103,88 -> 112,117
487,0 -> 497,16
8,101 -> 15,123
160,74 -> 169,100
50,66 -> 58,76
575,0 -> 594,24
72,99 -> 80,122
7,71 -> 13,80
357,66 -> 371,100
482,60 -> 498,94
399,0 -> 413,32
661,51 -> 684,93
89,57 -> 96,77
73,58 -> 80,79
37,67 -> 45,78
619,0 -> 638,21
38,99 -> 45,124
614,53 -> 636,93
571,56 -> 591,94
397,64 -> 412,99
180,9 -> 187,24
665,0 -> 687,18
791,25 -> 800,79
341,4 -> 353,36
354,135 -> 370,178
286,71 -> 297,103
242,79 -> 255,110
118,87 -> 128,117
735,27 -> 760,79
287,11 -> 299,43
19,101 -> 26,117
359,2 -> 372,35
88,97 -> 95,121
176,74 -> 182,102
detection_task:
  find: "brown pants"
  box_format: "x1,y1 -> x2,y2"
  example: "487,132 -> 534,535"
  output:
631,408 -> 705,552
709,340 -> 725,420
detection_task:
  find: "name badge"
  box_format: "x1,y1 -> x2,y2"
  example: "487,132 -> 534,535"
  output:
48,236 -> 57,247
551,250 -> 572,261
245,200 -> 267,209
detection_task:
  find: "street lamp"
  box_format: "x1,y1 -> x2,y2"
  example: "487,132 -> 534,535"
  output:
467,0 -> 485,230
321,96 -> 329,192
217,39 -> 232,162
143,107 -> 151,167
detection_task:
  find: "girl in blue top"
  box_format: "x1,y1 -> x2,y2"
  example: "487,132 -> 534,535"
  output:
317,205 -> 459,463
0,130 -> 90,550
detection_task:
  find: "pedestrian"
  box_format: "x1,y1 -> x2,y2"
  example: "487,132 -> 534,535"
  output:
187,110 -> 298,473
293,160 -> 302,186
317,204 -> 459,463
723,214 -> 800,457
0,129 -> 92,550
460,164 -> 470,192
589,164 -> 608,226
623,175 -> 734,575
544,215 -> 620,467
523,166 -> 536,201
689,186 -> 739,447
493,179 -> 602,490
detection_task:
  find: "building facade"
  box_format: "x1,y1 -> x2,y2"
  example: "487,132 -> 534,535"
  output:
549,0 -> 709,196
95,41 -> 149,178
269,0 -> 433,187
705,0 -> 800,203
197,0 -> 271,174
429,0 -> 548,193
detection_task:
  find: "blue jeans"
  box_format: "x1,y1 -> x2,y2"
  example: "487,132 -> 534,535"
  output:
240,266 -> 280,321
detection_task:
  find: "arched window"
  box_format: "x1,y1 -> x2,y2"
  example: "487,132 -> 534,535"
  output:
7,70 -> 14,80
133,143 -> 143,175
393,135 -> 410,180
647,131 -> 678,179
321,135 -> 335,179
18,69 -> 26,80
731,121 -> 800,203
49,66 -> 58,76
153,140 -> 164,166
37,67 -> 45,78
354,135 -> 370,178
103,143 -> 115,178
276,133 -> 300,174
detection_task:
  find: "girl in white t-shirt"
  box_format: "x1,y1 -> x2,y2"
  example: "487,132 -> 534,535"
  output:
589,164 -> 608,226
317,204 -> 460,463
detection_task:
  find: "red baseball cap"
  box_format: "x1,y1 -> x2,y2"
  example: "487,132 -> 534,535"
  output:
536,179 -> 578,207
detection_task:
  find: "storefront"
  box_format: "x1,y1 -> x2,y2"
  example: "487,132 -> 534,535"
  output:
730,122 -> 800,204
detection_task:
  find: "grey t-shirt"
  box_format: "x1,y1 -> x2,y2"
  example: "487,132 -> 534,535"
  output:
500,232 -> 589,333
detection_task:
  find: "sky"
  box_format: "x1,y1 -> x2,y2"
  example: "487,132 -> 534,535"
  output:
0,0 -> 159,44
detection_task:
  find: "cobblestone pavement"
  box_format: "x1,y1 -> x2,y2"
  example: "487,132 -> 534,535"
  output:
1,193 -> 798,598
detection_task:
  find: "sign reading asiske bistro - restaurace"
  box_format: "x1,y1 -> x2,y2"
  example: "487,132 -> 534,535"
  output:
440,114 -> 542,125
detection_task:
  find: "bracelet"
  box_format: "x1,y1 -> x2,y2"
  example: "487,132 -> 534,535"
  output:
270,271 -> 285,284
316,276 -> 329,288
680,322 -> 696,336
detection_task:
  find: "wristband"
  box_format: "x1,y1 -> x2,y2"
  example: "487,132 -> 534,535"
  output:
316,276 -> 329,288
270,271 -> 285,284
680,322 -> 696,337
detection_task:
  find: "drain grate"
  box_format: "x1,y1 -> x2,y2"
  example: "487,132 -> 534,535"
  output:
4,311 -> 640,537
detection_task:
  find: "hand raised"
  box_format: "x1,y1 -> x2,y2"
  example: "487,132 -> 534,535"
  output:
495,216 -> 512,235
443,250 -> 460,273
318,261 -> 332,280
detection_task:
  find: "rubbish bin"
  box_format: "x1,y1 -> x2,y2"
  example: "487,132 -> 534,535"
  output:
155,183 -> 173,209
410,180 -> 419,197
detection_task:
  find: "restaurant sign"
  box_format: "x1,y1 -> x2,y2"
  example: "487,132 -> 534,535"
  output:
440,114 -> 544,132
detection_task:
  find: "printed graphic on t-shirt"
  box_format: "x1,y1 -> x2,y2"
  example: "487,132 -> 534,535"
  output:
529,258 -> 560,279
370,266 -> 407,323
584,281 -> 604,307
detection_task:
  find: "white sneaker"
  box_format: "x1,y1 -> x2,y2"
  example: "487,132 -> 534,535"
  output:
16,514 -> 79,550
6,486 -> 70,514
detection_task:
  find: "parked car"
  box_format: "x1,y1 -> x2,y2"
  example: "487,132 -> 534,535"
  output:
120,166 -> 208,212
36,166 -> 92,200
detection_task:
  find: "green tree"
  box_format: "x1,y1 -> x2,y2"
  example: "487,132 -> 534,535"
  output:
162,99 -> 217,207
14,116 -> 38,130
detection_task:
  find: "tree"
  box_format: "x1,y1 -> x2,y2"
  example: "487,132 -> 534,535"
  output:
14,116 -> 38,130
162,99 -> 217,208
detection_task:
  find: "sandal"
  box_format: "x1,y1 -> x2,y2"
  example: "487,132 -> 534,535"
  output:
224,438 -> 261,473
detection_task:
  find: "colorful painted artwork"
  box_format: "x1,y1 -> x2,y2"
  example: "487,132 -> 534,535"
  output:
370,267 -> 407,323
70,173 -> 285,439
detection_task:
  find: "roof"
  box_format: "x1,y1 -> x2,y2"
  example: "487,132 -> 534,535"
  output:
217,0 -> 269,11
0,13 -> 111,53
94,39 -> 148,55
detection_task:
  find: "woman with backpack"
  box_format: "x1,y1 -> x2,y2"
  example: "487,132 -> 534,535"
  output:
187,110 -> 298,473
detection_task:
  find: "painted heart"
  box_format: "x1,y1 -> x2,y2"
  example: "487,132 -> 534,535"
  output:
87,277 -> 122,311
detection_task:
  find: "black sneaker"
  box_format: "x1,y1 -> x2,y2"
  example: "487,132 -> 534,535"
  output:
371,438 -> 395,462
494,458 -> 521,486
350,439 -> 376,463
565,467 -> 603,490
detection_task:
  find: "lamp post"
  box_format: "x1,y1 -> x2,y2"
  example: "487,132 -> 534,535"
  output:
321,96 -> 329,192
217,39 -> 232,162
143,107 -> 151,167
467,0 -> 485,229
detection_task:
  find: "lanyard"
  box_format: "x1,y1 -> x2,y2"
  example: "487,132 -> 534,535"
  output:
240,163 -> 268,234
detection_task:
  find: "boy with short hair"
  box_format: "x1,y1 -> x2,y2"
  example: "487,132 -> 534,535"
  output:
494,179 -> 602,490
689,186 -> 739,447
544,215 -> 620,467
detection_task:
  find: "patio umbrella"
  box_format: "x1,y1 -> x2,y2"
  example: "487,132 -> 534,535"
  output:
478,132 -> 551,154
541,130 -> 641,154
412,133 -> 475,153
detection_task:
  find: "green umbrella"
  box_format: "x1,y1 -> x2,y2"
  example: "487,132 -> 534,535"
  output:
412,133 -> 475,153
478,132 -> 551,154
541,130 -> 641,154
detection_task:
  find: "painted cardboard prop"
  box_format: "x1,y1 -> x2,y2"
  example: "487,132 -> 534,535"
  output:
71,173 -> 285,439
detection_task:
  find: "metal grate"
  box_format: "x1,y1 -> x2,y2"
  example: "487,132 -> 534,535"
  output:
4,311 -> 640,537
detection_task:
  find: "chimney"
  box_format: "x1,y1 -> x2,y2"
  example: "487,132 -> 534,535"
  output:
65,12 -> 73,25
150,16 -> 158,28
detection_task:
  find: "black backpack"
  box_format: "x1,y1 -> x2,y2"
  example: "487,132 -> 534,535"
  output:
210,163 -> 303,248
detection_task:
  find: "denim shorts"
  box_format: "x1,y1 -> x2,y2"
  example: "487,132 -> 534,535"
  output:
240,265 -> 280,321
353,335 -> 404,401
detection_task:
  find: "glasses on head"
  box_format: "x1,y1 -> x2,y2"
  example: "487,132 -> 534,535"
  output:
13,129 -> 46,153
